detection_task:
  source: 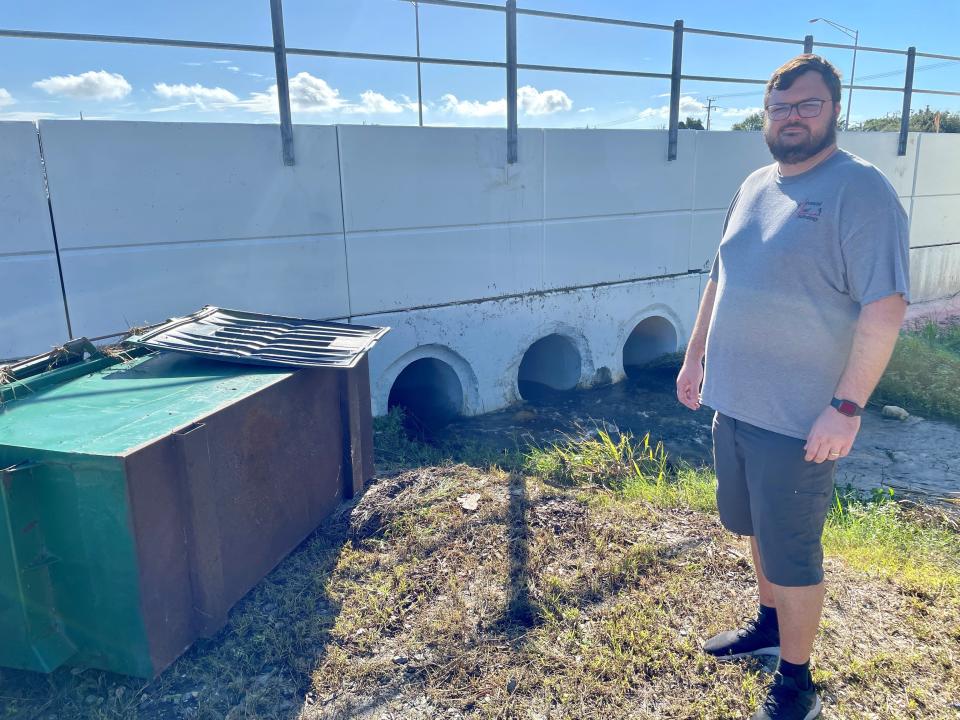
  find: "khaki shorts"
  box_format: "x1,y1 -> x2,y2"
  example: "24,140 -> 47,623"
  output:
712,411 -> 836,587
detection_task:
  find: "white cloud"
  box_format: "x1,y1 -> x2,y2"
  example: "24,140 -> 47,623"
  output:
286,72 -> 345,112
239,72 -> 346,115
619,95 -> 763,128
441,93 -> 505,118
247,72 -> 264,78
577,106 -> 596,113
182,62 -> 203,67
0,89 -> 15,107
441,85 -> 572,118
400,94 -> 426,115
151,83 -> 240,112
632,95 -> 761,123
212,60 -> 232,64
227,66 -> 240,72
33,70 -> 132,100
518,86 -> 573,115
343,90 -> 404,115
636,94 -> 705,119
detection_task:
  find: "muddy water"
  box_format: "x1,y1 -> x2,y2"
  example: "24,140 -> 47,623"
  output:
434,368 -> 960,506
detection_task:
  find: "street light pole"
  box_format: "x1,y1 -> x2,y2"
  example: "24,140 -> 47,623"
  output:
809,18 -> 858,130
846,30 -> 858,129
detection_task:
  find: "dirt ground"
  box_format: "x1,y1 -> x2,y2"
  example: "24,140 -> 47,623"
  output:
4,461 -> 956,720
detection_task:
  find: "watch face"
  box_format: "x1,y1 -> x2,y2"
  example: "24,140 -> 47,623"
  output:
838,400 -> 857,416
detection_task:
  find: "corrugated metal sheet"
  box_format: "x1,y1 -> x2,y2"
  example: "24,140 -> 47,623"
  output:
126,306 -> 388,369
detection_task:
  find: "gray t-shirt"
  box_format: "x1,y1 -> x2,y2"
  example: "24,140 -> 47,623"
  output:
701,148 -> 910,439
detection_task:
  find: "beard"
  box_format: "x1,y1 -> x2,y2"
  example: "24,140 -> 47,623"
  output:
764,120 -> 836,164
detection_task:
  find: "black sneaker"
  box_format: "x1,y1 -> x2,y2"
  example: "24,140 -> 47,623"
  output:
751,672 -> 822,720
702,616 -> 780,660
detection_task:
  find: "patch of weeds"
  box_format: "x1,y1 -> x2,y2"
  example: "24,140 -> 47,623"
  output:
374,407 -> 447,470
874,320 -> 960,422
823,487 -> 960,596
523,428 -> 668,489
374,406 -> 524,473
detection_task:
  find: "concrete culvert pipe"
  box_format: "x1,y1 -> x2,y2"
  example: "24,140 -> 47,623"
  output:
388,357 -> 464,435
623,316 -> 678,378
517,333 -> 582,401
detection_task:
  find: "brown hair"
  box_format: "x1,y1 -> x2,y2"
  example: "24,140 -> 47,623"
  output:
765,54 -> 842,104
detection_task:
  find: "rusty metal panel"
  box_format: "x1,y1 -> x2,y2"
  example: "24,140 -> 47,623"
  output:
127,306 -> 388,369
123,365 -> 350,675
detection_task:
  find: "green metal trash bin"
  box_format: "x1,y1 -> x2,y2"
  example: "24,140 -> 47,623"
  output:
0,347 -> 374,678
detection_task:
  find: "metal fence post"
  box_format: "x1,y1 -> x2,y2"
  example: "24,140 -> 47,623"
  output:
506,0 -> 518,164
269,0 -> 295,166
414,0 -> 424,127
667,20 -> 683,161
898,46 -> 916,156
804,34 -> 813,54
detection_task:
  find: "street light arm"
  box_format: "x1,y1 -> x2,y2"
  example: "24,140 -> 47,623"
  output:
809,17 -> 857,40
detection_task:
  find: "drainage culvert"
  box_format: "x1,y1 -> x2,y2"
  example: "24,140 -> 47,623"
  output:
517,333 -> 582,401
388,357 -> 464,436
622,316 -> 678,379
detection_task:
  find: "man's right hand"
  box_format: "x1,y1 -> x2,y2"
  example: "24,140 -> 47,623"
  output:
676,361 -> 704,410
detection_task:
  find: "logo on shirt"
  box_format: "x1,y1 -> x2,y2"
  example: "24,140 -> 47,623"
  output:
795,201 -> 823,222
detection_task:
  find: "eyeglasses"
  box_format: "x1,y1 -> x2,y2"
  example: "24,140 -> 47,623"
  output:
764,99 -> 832,121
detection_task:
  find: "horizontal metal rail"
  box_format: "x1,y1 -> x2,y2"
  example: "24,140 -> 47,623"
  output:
400,0 -> 960,60
4,25 -> 956,78
3,1 -> 959,165
5,28 -> 955,93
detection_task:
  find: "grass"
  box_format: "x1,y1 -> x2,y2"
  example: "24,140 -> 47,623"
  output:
874,318 -> 960,422
2,411 -> 958,719
525,428 -> 960,597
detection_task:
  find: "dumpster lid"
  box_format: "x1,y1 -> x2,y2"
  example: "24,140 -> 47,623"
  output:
125,306 -> 388,369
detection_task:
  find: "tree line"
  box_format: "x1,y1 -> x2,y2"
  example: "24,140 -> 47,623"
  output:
730,106 -> 960,132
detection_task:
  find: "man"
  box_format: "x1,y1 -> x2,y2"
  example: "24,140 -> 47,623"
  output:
676,54 -> 910,720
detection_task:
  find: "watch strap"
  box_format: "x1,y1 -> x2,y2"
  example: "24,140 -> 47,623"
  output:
831,397 -> 863,417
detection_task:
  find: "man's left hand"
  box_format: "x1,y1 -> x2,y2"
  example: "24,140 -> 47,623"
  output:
804,406 -> 861,463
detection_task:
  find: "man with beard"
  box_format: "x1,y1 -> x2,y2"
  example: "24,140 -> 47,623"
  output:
675,55 -> 909,720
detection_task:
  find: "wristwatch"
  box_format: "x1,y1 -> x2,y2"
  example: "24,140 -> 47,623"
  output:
831,397 -> 863,417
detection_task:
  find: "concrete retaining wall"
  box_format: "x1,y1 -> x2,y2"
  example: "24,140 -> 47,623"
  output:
2,121 -> 957,416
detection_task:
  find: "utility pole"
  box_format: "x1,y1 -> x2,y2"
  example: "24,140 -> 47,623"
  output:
706,98 -> 718,130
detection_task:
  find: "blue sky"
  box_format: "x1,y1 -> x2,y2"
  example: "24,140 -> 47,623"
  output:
1,0 -> 957,130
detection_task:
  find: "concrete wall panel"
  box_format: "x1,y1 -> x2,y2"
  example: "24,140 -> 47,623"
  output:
60,235 -> 349,339
838,132 -> 918,198
0,122 -> 57,255
338,126 -> 543,232
689,210 -> 725,272
39,121 -> 344,248
346,224 -> 542,315
0,255 -> 70,360
910,244 -> 960,303
0,121 -> 69,358
909,195 -> 959,249
544,130 -> 695,219
914,133 -> 960,196
692,131 -> 770,211
543,213 -> 689,289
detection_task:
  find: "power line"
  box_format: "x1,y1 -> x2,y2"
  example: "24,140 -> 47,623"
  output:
597,59 -> 960,128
